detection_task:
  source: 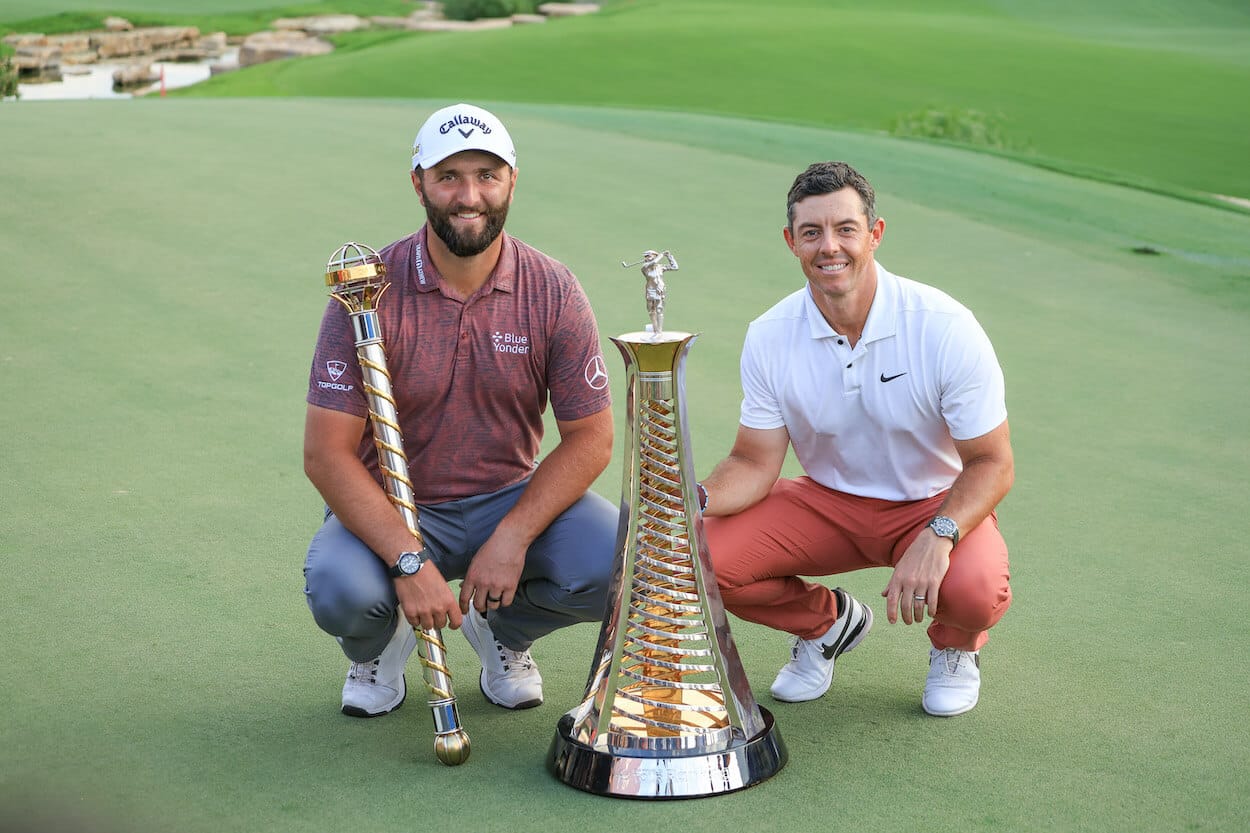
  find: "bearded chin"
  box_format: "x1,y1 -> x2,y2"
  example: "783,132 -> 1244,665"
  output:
428,206 -> 509,257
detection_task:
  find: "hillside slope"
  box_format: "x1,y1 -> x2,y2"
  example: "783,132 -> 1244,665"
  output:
171,0 -> 1250,200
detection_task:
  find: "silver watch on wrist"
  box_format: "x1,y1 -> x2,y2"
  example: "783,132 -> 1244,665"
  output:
927,515 -> 960,546
388,549 -> 428,578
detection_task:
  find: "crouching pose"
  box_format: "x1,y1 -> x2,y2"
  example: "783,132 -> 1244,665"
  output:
699,161 -> 1014,716
302,104 -> 617,717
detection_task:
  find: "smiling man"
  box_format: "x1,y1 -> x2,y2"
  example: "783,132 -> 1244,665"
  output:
698,161 -> 1015,717
302,104 -> 617,718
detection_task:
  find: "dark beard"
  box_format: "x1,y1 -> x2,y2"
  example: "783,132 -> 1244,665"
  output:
425,200 -> 509,257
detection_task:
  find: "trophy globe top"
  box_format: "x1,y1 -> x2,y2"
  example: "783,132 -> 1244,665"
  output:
325,241 -> 387,294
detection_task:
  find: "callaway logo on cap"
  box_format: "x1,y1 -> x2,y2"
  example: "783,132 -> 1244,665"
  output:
411,103 -> 517,171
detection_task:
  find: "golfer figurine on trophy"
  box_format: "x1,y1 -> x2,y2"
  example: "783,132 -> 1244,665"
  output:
622,250 -> 679,338
548,250 -> 786,799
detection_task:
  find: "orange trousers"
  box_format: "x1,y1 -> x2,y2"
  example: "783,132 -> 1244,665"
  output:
703,477 -> 1011,652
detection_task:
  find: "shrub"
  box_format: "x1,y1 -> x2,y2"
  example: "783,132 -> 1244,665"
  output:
889,106 -> 1029,152
441,0 -> 536,21
0,49 -> 18,100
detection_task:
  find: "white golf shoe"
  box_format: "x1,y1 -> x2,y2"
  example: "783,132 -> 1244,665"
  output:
770,587 -> 873,703
340,615 -> 417,718
922,648 -> 981,716
461,606 -> 543,709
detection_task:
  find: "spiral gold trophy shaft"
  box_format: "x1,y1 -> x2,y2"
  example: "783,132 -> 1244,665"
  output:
547,257 -> 785,797
324,242 -> 470,766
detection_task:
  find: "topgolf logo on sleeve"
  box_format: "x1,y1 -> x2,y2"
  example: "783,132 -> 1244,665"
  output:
319,359 -> 354,392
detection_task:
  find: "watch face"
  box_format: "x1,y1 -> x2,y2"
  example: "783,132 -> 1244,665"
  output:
931,517 -> 957,538
398,552 -> 422,574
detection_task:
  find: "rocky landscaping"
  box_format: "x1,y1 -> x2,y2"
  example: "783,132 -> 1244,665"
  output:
3,2 -> 600,94
5,19 -> 227,89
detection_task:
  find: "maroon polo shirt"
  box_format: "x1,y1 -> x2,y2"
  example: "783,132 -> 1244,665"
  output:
307,227 -> 612,504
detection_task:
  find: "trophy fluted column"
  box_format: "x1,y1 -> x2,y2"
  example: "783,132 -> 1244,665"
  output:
548,253 -> 786,797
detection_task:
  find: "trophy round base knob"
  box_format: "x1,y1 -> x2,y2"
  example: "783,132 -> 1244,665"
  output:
547,709 -> 787,799
435,731 -> 471,766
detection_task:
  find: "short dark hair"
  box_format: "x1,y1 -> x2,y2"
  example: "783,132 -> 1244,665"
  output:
786,161 -> 876,230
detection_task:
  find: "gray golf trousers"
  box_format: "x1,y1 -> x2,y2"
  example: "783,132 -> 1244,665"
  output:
303,476 -> 618,662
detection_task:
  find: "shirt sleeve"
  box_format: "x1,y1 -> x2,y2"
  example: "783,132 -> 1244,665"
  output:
739,323 -> 786,430
546,277 -> 613,422
306,298 -> 370,418
938,311 -> 1007,441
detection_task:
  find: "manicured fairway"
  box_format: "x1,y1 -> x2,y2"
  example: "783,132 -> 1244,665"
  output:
169,0 -> 1250,201
6,1 -> 1249,199
2,98 -> 1248,833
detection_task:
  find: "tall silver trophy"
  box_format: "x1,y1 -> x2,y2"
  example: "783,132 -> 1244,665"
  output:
548,250 -> 786,798
323,242 -> 470,766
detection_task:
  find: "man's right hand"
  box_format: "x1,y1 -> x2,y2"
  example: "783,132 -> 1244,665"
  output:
701,424 -> 789,517
306,405 -> 463,630
395,561 -> 463,631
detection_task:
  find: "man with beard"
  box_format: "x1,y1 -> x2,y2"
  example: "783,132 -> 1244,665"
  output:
302,104 -> 617,717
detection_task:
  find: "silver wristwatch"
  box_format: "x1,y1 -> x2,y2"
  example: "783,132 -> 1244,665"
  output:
928,515 -> 960,546
388,549 -> 428,578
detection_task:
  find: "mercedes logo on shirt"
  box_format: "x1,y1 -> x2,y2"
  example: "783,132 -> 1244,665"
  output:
584,355 -> 610,390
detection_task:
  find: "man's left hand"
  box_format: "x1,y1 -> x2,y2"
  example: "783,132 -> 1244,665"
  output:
459,530 -> 527,614
882,530 -> 953,625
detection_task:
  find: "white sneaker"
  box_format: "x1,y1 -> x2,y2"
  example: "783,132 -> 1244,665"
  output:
340,615 -> 417,718
922,648 -> 981,716
770,587 -> 873,703
461,606 -> 543,709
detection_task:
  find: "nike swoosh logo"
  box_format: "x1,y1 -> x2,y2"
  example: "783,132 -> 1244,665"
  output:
819,613 -> 868,659
880,372 -> 907,383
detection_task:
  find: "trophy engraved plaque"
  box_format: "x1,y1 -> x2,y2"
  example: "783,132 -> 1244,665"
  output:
547,252 -> 786,798
323,242 -> 470,766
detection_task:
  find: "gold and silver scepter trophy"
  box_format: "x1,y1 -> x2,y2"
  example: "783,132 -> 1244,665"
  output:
547,250 -> 786,798
323,242 -> 471,766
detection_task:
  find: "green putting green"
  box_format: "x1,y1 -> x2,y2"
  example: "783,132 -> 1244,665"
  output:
1,97 -> 1247,832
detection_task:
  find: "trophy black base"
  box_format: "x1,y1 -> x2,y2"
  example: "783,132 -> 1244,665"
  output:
547,709 -> 787,799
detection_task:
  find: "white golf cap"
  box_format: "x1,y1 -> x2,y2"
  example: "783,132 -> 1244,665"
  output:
411,103 -> 516,171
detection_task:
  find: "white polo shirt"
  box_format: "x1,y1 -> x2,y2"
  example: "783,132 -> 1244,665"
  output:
739,263 -> 1007,501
